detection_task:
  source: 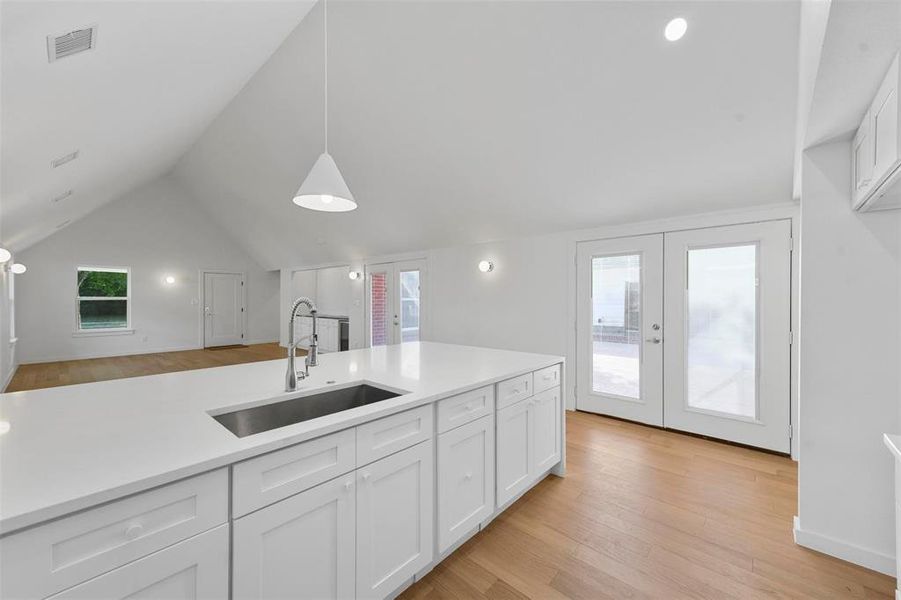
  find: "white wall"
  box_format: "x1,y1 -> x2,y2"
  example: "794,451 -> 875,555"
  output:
16,177 -> 280,363
315,266 -> 353,317
795,140 -> 901,575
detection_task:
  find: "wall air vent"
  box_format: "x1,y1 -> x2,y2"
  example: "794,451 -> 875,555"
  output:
47,25 -> 97,62
51,189 -> 73,203
51,151 -> 79,168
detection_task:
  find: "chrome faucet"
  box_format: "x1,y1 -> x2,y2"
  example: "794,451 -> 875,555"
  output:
286,297 -> 319,391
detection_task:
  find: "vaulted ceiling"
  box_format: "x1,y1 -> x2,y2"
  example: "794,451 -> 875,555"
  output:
176,0 -> 802,269
0,0 -> 315,251
3,1 -> 804,269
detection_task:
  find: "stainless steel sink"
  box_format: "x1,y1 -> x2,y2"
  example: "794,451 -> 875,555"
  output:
212,384 -> 404,438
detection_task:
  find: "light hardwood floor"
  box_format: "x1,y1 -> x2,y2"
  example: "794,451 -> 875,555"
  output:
5,342 -> 288,392
402,411 -> 896,600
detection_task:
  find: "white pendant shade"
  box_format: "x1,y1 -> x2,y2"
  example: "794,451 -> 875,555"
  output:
293,152 -> 357,212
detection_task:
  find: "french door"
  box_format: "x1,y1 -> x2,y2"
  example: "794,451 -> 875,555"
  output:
366,259 -> 426,346
576,234 -> 664,425
577,221 -> 792,452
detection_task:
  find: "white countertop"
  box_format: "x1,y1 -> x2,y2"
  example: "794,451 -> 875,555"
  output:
0,342 -> 562,535
884,433 -> 901,462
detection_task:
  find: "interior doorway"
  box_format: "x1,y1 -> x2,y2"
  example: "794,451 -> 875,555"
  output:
202,271 -> 245,348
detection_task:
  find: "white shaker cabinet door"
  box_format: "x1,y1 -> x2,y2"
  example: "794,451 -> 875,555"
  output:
232,473 -> 356,600
437,415 -> 494,553
47,525 -> 228,600
531,386 -> 561,475
496,398 -> 532,507
356,439 -> 434,599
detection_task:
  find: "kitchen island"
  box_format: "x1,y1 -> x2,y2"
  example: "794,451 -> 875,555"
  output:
0,342 -> 564,599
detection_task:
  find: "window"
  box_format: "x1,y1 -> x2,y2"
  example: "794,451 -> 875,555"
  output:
76,267 -> 130,331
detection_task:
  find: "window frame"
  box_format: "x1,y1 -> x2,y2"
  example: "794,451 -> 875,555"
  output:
74,266 -> 133,335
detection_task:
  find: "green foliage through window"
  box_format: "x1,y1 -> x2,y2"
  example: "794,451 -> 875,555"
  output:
78,270 -> 127,298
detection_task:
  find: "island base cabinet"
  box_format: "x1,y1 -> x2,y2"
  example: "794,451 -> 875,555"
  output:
496,398 -> 532,507
532,386 -> 562,474
232,473 -> 356,600
437,415 -> 495,553
47,524 -> 229,600
497,386 -> 561,507
356,439 -> 434,599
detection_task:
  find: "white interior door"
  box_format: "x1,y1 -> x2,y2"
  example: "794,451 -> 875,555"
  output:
203,272 -> 244,347
663,220 -> 791,452
367,260 -> 425,346
576,235 -> 664,425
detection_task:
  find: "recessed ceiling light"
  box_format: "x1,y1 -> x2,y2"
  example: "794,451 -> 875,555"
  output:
665,17 -> 688,42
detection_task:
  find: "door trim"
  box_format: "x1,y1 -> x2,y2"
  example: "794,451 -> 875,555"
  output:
199,269 -> 246,348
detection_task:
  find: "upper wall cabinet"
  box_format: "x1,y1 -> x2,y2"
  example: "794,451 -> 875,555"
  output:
853,52 -> 901,212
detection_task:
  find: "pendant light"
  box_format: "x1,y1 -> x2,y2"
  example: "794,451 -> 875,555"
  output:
293,0 -> 356,212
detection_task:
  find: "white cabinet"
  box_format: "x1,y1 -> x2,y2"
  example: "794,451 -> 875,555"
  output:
853,52 -> 901,211
356,440 -> 434,599
496,386 -> 561,507
437,415 -> 494,553
532,387 -> 562,474
1,469 -> 228,600
319,318 -> 340,353
233,473 -> 356,600
496,397 -> 532,507
46,525 -> 229,600
296,317 -> 342,353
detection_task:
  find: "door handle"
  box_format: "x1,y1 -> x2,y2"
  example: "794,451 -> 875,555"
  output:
645,337 -> 661,344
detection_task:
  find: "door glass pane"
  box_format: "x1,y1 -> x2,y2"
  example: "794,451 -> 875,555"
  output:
370,272 -> 388,346
591,254 -> 641,399
686,244 -> 757,418
399,270 -> 420,342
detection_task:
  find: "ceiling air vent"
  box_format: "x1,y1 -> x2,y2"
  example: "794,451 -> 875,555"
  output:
51,150 -> 79,168
51,190 -> 73,203
47,25 -> 97,62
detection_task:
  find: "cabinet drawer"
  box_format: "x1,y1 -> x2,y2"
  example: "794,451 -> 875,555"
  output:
0,469 -> 228,600
496,372 -> 534,410
437,385 -> 494,433
356,404 -> 433,466
533,364 -> 561,395
47,524 -> 229,600
233,428 -> 356,517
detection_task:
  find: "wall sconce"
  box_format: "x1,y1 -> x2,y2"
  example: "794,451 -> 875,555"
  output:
478,260 -> 494,273
164,275 -> 176,284
10,264 -> 26,275
0,248 -> 10,263
348,271 -> 362,280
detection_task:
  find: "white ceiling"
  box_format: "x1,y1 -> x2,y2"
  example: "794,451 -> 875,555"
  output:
0,0 -> 315,251
2,1 -> 802,267
176,0 -> 801,269
805,0 -> 901,148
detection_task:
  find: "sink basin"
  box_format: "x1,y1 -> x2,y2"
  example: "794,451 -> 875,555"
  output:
212,384 -> 404,438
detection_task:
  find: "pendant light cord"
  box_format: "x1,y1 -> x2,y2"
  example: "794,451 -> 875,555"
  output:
323,0 -> 329,154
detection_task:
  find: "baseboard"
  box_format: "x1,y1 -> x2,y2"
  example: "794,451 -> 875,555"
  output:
2,363 -> 18,392
794,516 -> 896,576
245,338 -> 279,345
